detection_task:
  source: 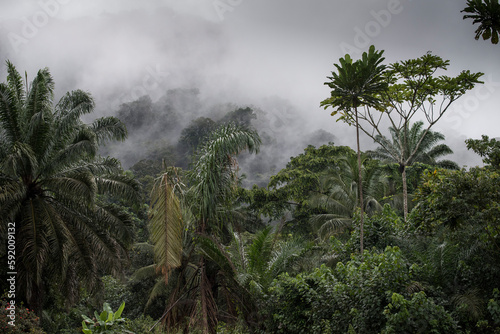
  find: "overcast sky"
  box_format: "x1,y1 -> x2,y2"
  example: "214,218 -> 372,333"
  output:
0,0 -> 498,167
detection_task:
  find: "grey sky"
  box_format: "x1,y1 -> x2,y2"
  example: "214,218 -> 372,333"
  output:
0,0 -> 498,167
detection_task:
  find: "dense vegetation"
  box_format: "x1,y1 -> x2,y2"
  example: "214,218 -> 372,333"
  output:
1,14 -> 500,334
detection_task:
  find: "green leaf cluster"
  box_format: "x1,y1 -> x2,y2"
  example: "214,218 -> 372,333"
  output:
382,292 -> 458,334
81,302 -> 132,334
462,0 -> 500,44
266,246 -> 413,333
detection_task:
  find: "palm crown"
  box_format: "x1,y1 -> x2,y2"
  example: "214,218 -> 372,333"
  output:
0,61 -> 139,312
321,45 -> 387,123
369,121 -> 459,170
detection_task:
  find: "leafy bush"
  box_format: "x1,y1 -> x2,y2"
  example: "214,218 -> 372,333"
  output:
266,246 -> 413,333
382,292 -> 459,334
0,298 -> 45,333
343,205 -> 404,255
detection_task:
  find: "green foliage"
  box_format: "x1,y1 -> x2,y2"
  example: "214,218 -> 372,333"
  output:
370,121 -> 459,171
334,50 -> 483,221
178,117 -> 217,152
101,276 -> 133,312
243,143 -> 381,238
124,315 -> 165,334
215,321 -> 250,334
218,107 -> 256,127
489,289 -> 500,326
266,246 -> 412,333
382,292 -> 459,334
187,123 -> 261,230
412,168 -> 500,247
462,0 -> 500,44
345,205 -> 404,253
321,45 -> 391,254
117,95 -> 179,133
81,302 -> 132,334
266,265 -> 339,334
321,45 -> 388,119
308,153 -> 387,241
0,299 -> 45,333
466,135 -> 500,170
145,123 -> 261,334
246,143 -> 354,221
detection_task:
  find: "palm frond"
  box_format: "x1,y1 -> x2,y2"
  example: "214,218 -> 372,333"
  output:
131,264 -> 158,281
0,79 -> 22,143
149,173 -> 184,283
25,67 -> 54,123
91,116 -> 128,144
96,173 -> 141,202
5,60 -> 25,107
188,123 -> 260,227
247,226 -> 273,274
267,238 -> 305,279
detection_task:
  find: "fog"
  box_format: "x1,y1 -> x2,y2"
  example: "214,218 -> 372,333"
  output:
2,0 -> 499,177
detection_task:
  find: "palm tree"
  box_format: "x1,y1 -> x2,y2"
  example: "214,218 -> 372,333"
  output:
462,0 -> 500,44
148,123 -> 260,333
0,61 -> 139,314
321,45 -> 388,255
309,152 -> 385,241
368,121 -> 458,215
198,225 -> 305,331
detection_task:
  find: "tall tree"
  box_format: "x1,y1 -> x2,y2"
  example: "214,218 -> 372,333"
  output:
0,61 -> 139,313
348,52 -> 483,221
149,123 -> 260,333
462,0 -> 500,44
321,45 -> 388,255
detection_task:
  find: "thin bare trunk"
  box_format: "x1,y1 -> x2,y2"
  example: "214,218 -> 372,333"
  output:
355,108 -> 365,257
401,165 -> 408,222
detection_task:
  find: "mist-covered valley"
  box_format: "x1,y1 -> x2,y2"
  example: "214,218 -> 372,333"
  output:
102,87 -> 336,188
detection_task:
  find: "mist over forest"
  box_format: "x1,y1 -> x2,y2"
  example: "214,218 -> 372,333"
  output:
101,87 -> 336,188
0,3 -> 487,174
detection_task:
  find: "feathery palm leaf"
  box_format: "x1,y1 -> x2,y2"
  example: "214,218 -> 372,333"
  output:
187,123 -> 260,233
308,152 -> 385,241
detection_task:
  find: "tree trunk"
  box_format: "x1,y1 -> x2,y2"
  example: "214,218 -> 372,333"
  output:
355,108 -> 365,257
401,164 -> 408,222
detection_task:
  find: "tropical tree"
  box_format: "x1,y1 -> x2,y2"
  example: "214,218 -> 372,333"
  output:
370,121 -> 459,170
198,225 -> 305,331
462,0 -> 500,44
308,152 -> 385,241
344,52 -> 483,221
148,123 -> 260,333
0,61 -> 139,314
368,121 -> 458,213
321,45 -> 388,255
